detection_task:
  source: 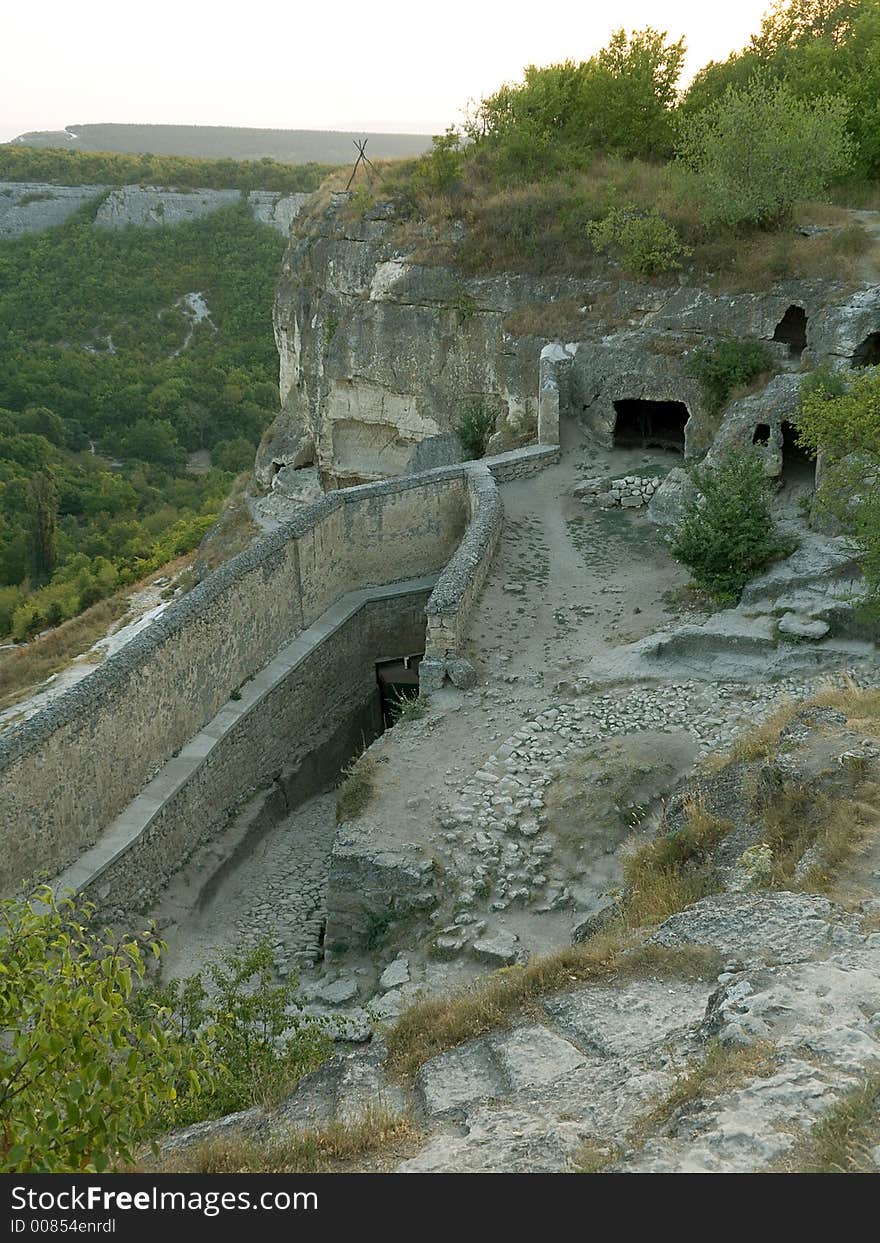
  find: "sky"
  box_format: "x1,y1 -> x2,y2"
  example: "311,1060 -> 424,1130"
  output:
0,0 -> 774,143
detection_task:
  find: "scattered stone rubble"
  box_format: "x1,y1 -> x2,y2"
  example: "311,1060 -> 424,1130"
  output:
574,475 -> 662,509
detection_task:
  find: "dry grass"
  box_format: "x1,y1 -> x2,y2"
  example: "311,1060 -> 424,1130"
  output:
781,1071 -> 880,1173
192,475 -> 258,578
572,1040 -> 777,1171
0,598 -> 126,712
704,700 -> 799,768
0,554 -> 196,713
387,934 -> 722,1082
154,1110 -> 418,1174
335,753 -> 380,823
621,795 -> 730,926
757,778 -> 880,892
634,1040 -> 778,1140
502,300 -> 588,340
387,931 -> 627,1080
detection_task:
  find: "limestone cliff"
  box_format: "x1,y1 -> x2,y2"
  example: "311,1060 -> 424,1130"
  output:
259,190 -> 880,508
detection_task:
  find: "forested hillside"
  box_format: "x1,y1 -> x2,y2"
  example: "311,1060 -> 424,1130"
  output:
0,196 -> 286,639
7,123 -> 432,165
0,144 -> 333,192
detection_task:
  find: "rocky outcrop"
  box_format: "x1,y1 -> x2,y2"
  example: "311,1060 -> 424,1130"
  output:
0,181 -> 309,238
259,191 -> 880,512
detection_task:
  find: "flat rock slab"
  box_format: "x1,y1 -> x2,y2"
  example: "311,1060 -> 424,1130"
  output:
544,977 -> 710,1059
777,612 -> 830,639
491,1025 -> 585,1090
416,1040 -> 507,1116
651,891 -> 865,965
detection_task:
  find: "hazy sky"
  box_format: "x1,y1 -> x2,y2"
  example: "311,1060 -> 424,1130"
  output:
1,0 -> 773,143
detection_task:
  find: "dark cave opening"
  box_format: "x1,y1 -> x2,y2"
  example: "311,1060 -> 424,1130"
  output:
852,331 -> 880,368
781,420 -> 815,484
773,305 -> 808,358
376,655 -> 422,729
612,399 -> 688,453
753,424 -> 771,446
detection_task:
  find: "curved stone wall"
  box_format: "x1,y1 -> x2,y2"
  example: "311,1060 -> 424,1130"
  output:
0,445 -> 559,901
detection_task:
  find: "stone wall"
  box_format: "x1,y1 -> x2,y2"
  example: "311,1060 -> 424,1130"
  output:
55,582 -> 431,912
0,469 -> 470,895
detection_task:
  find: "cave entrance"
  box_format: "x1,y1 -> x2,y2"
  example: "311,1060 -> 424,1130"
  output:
612,399 -> 688,453
781,420 -> 815,485
376,654 -> 422,728
753,424 -> 771,446
853,331 -> 880,368
773,305 -> 807,358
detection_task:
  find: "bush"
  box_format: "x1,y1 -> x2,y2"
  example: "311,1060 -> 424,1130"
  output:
586,206 -> 689,277
454,402 -> 497,459
133,942 -> 332,1128
0,889 -> 210,1172
672,449 -> 789,601
796,367 -> 880,616
676,79 -> 855,227
684,337 -> 775,414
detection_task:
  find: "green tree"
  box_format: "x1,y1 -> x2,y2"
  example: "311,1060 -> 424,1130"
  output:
672,449 -> 789,601
28,472 -> 58,582
586,206 -> 690,277
0,889 -> 209,1172
676,79 -> 854,227
684,337 -> 775,414
797,367 -> 880,613
681,1 -> 880,178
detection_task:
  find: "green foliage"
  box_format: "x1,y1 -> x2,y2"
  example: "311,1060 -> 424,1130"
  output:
0,202 -> 284,635
0,888 -> 210,1172
586,206 -> 690,277
27,472 -> 58,582
796,367 -> 880,615
681,0 -> 880,179
411,129 -> 466,195
467,28 -> 685,178
133,942 -> 332,1128
684,337 -> 775,414
0,145 -> 332,192
676,79 -> 855,227
454,401 -> 497,459
672,449 -> 789,601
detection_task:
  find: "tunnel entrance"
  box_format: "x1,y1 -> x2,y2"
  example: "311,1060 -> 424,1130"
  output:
376,655 -> 422,728
781,420 -> 815,485
612,400 -> 688,453
853,331 -> 880,368
773,305 -> 807,358
753,424 -> 771,446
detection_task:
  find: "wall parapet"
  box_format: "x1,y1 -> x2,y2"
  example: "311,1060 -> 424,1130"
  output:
0,440 -> 560,899
0,466 -> 469,894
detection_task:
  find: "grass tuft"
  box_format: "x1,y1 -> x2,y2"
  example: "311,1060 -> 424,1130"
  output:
336,753 -> 380,822
782,1071 -> 880,1173
154,1110 -> 417,1174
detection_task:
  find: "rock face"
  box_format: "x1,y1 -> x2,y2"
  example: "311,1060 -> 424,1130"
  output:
258,194 -> 557,491
0,182 -> 110,238
259,190 -> 880,512
0,181 -> 309,238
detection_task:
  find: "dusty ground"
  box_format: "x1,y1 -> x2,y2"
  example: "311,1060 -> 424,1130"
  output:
158,420 -> 880,1007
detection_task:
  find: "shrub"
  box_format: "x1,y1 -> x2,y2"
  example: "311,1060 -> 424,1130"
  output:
0,889 -> 211,1172
454,402 -> 497,459
684,337 -> 775,414
133,941 -> 332,1128
586,206 -> 690,277
676,79 -> 855,228
796,367 -> 880,616
672,448 -> 789,601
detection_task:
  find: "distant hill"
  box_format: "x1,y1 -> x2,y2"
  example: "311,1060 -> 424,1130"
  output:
8,124 -> 433,164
